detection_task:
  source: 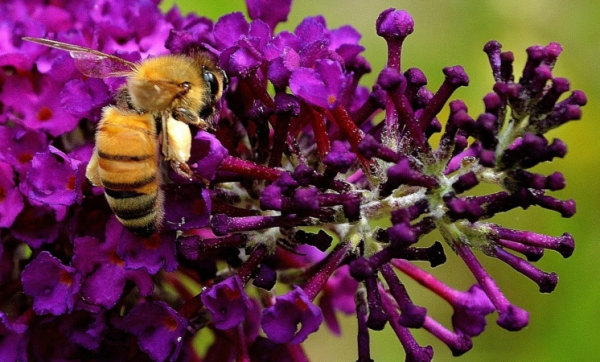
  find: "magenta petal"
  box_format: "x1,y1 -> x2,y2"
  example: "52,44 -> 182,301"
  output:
246,0 -> 292,31
201,275 -> 252,330
22,251 -> 81,315
0,161 -> 24,228
0,312 -> 28,362
261,286 -> 323,344
113,301 -> 187,362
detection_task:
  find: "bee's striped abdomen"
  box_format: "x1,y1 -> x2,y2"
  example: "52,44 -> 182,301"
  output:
90,107 -> 163,238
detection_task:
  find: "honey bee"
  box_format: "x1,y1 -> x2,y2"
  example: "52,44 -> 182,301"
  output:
23,37 -> 228,237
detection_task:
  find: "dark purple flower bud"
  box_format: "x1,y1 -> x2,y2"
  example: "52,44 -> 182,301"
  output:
211,213 -> 310,236
454,245 -> 529,331
293,229 -> 333,252
177,233 -> 248,261
358,134 -> 401,162
404,67 -> 428,97
479,148 -> 497,167
483,40 -> 502,82
383,158 -> 439,194
291,186 -> 320,213
444,194 -> 484,222
500,51 -> 515,82
528,190 -> 576,218
380,264 -> 426,328
349,257 -> 374,282
376,9 -> 414,43
377,67 -> 403,91
545,172 -> 566,191
521,45 -> 547,84
210,214 -> 231,236
355,290 -> 373,362
398,242 -> 447,268
543,42 -> 563,66
473,113 -> 499,150
113,301 -> 187,362
452,171 -> 479,194
22,251 -> 81,315
261,286 -> 324,344
423,316 -> 473,356
418,66 -> 469,133
499,133 -> 548,170
260,173 -> 299,210
378,283 -> 434,361
323,140 -> 357,173
387,222 -> 417,250
486,246 -> 558,293
342,194 -> 362,222
529,65 -> 553,95
253,263 -> 277,290
202,275 -> 253,329
390,200 -> 429,224
483,92 -> 503,115
364,275 -> 388,330
534,77 -> 570,114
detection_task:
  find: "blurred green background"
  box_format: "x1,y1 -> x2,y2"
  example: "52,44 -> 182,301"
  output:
162,1 -> 600,361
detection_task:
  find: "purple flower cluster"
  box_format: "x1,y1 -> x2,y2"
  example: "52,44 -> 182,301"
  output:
0,0 -> 585,361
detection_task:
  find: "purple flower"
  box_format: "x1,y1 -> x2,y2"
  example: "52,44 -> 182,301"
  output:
0,75 -> 80,137
261,286 -> 324,344
115,220 -> 179,274
289,58 -> 349,109
318,265 -> 358,335
10,202 -> 64,248
21,251 -> 81,315
0,312 -> 28,362
246,0 -> 292,32
20,146 -> 85,212
58,310 -> 107,349
188,131 -> 229,181
71,225 -> 154,309
0,160 -> 24,228
113,301 -> 187,362
0,0 -> 585,361
0,124 -> 47,177
201,275 -> 253,330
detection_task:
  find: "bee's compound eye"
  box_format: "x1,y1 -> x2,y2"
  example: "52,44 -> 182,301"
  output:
203,70 -> 219,96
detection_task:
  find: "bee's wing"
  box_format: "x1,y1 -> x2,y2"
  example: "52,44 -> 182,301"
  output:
22,37 -> 136,78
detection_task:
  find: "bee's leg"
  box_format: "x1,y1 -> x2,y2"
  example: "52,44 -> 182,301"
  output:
172,108 -> 210,130
170,160 -> 210,187
115,87 -> 139,112
161,111 -> 170,161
